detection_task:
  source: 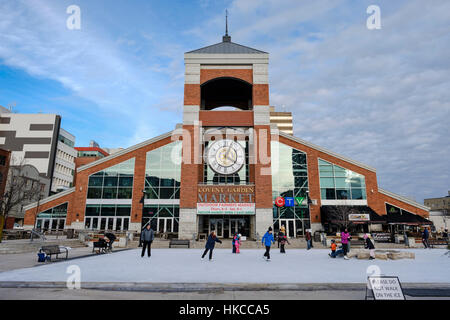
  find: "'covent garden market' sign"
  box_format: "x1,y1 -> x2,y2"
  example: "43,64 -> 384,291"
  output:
197,185 -> 255,215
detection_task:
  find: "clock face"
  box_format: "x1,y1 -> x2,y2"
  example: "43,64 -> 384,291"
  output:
206,139 -> 245,175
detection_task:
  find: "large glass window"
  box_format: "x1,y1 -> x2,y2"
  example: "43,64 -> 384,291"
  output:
142,205 -> 180,233
271,141 -> 310,237
318,159 -> 366,200
144,142 -> 181,199
35,203 -> 68,232
87,158 -> 135,199
84,204 -> 131,231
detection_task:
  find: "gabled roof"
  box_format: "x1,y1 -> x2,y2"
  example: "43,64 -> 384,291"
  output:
186,40 -> 267,55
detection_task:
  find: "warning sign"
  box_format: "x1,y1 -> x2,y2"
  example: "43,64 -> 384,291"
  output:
367,276 -> 405,300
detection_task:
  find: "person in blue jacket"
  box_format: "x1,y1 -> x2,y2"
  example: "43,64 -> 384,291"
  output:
202,231 -> 222,261
262,227 -> 275,261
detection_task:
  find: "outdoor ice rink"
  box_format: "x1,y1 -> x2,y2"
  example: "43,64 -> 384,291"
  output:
0,249 -> 448,284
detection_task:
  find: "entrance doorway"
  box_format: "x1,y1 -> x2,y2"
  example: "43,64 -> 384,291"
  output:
36,218 -> 65,232
209,218 -> 224,238
279,219 -> 296,238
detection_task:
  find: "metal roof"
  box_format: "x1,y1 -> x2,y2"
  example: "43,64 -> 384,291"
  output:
186,39 -> 268,54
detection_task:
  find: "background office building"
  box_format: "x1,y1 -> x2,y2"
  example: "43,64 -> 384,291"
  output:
22,34 -> 431,237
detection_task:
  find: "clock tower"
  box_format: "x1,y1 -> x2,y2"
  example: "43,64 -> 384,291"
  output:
178,31 -> 273,240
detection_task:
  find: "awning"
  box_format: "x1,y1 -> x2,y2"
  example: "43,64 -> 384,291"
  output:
321,206 -> 387,225
387,210 -> 432,225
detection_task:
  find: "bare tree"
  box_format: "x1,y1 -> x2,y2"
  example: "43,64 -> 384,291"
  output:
0,162 -> 42,242
327,205 -> 353,230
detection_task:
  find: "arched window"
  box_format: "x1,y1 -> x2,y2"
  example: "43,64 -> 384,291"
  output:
201,77 -> 253,110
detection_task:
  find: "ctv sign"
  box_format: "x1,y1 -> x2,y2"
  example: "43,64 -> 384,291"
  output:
275,197 -> 306,207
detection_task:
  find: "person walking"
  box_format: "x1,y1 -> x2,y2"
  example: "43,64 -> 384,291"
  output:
305,230 -> 312,250
341,228 -> 351,260
364,234 -> 376,260
262,227 -> 275,261
422,227 -> 430,249
202,231 -> 222,261
140,224 -> 155,258
278,226 -> 286,248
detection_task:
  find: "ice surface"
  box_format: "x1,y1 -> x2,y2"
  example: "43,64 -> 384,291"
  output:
0,249 -> 448,284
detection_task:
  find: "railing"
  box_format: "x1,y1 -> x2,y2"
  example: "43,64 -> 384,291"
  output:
30,229 -> 46,242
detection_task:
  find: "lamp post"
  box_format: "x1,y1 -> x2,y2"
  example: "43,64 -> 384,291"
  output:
139,189 -> 150,247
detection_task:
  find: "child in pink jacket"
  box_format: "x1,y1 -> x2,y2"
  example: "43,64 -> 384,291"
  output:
235,234 -> 242,253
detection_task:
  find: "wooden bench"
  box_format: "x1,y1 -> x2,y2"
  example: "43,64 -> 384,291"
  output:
39,245 -> 69,260
169,239 -> 190,248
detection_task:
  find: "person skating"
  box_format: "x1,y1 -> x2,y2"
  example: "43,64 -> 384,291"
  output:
235,234 -> 242,254
364,234 -> 376,260
341,228 -> 351,260
278,225 -> 286,248
202,231 -> 222,261
329,239 -> 337,258
279,232 -> 290,253
140,224 -> 154,258
232,233 -> 237,253
262,227 -> 275,261
422,227 -> 430,249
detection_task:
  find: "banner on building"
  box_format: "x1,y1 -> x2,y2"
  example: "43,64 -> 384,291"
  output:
197,203 -> 255,215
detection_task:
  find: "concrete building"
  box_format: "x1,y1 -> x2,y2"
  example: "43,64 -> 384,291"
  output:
270,107 -> 293,135
22,33 -> 430,236
0,109 -> 76,195
424,191 -> 450,212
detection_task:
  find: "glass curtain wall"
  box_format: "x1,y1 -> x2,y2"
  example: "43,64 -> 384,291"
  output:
271,141 -> 310,237
318,159 -> 366,200
144,142 -> 182,234
35,203 -> 68,232
85,158 -> 135,231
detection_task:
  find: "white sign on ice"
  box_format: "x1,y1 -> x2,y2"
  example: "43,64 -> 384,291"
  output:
367,276 -> 405,300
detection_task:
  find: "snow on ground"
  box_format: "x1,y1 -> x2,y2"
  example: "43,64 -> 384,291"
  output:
0,249 -> 448,284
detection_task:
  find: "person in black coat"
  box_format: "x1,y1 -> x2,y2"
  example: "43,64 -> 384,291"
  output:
364,234 -> 375,260
202,231 -> 222,261
104,232 -> 116,252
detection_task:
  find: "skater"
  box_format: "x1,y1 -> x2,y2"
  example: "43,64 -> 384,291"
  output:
364,234 -> 376,260
305,230 -> 312,250
235,234 -> 242,254
262,227 -> 275,261
232,233 -> 237,253
341,228 -> 351,260
329,239 -> 337,258
422,227 -> 430,249
279,232 -> 290,253
278,226 -> 286,248
140,224 -> 154,258
202,231 -> 222,261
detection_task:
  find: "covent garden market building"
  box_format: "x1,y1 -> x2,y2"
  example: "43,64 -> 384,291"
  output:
24,34 -> 430,240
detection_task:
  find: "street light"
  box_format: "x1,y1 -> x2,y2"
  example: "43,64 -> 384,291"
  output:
139,189 -> 150,247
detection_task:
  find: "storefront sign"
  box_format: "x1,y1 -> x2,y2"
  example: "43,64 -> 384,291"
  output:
366,276 -> 405,300
197,203 -> 255,215
349,213 -> 370,221
275,196 -> 306,207
198,185 -> 254,203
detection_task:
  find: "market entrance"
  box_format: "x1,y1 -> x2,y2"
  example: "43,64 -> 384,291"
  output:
199,215 -> 251,239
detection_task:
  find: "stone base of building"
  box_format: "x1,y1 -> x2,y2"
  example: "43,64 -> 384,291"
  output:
255,208 -> 273,240
178,208 -> 197,240
128,222 -> 142,232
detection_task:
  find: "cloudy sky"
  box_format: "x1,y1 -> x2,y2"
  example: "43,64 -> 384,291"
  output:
0,0 -> 449,203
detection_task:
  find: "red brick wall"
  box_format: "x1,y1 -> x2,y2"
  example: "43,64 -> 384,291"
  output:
378,193 -> 429,217
180,125 -> 201,209
24,191 -> 74,226
253,84 -> 269,106
276,135 -> 428,222
201,69 -> 253,85
199,111 -> 253,127
254,125 -> 273,208
184,84 -> 200,105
